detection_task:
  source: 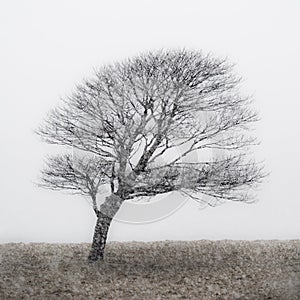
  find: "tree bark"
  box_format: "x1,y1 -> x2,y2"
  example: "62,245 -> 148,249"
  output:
88,194 -> 123,262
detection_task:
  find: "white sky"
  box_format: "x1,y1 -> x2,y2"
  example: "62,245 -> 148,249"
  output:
1,0 -> 300,243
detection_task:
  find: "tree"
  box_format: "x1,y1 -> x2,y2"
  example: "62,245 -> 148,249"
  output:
36,49 -> 265,261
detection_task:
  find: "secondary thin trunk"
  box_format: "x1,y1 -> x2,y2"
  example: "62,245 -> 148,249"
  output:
88,194 -> 123,262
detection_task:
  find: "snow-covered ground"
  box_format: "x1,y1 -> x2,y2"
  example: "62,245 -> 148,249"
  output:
0,240 -> 299,299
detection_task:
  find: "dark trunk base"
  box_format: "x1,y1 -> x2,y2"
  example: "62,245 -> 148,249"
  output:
88,212 -> 112,262
88,194 -> 124,262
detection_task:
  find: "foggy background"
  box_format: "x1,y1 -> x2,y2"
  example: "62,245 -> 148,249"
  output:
1,0 -> 299,243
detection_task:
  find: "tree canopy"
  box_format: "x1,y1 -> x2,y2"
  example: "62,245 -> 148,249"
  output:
37,49 -> 264,206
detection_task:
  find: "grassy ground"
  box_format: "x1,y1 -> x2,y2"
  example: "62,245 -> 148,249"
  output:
0,240 -> 299,299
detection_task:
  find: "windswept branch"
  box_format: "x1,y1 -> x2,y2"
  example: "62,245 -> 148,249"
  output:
38,153 -> 113,216
125,154 -> 266,204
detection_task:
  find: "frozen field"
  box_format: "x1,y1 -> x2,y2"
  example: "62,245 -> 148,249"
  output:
0,240 -> 299,299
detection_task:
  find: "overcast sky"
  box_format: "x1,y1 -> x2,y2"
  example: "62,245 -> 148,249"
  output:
1,0 -> 300,243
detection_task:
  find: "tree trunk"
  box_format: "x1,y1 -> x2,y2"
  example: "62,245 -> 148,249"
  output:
88,194 -> 123,262
88,212 -> 112,261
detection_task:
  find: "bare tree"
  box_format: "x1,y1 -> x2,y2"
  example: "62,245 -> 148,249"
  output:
36,49 -> 265,261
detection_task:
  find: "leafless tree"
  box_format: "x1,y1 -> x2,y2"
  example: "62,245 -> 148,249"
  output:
36,49 -> 265,261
